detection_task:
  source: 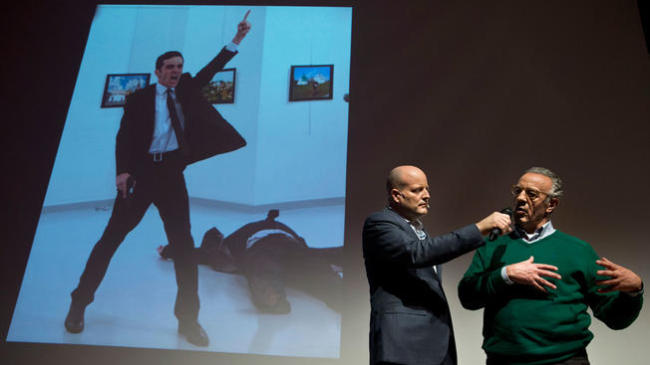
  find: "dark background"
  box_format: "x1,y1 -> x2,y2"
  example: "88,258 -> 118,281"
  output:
2,0 -> 649,364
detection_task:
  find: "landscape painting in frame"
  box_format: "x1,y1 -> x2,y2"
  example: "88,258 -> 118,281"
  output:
202,68 -> 236,104
289,65 -> 333,101
101,73 -> 150,108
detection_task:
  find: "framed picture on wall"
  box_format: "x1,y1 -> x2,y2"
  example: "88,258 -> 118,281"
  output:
101,73 -> 150,108
202,68 -> 236,104
289,65 -> 333,101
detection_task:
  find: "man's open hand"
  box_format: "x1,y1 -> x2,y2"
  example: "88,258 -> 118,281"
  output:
596,257 -> 643,293
506,256 -> 562,292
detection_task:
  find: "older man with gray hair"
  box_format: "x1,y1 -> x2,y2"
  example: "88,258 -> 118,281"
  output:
458,166 -> 644,365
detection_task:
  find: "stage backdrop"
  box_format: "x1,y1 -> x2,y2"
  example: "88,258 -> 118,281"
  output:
2,1 -> 649,365
344,1 -> 649,364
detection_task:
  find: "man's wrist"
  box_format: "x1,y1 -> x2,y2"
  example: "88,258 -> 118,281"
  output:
626,281 -> 644,297
475,222 -> 489,236
225,42 -> 238,52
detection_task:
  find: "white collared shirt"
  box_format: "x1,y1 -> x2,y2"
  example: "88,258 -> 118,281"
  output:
149,84 -> 183,153
148,42 -> 239,153
409,218 -> 427,240
246,229 -> 294,249
520,221 -> 556,244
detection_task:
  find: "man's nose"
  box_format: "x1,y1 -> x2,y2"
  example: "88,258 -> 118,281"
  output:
515,191 -> 527,202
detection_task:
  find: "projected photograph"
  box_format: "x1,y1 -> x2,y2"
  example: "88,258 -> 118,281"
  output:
101,73 -> 150,108
8,4 -> 352,359
289,65 -> 333,101
202,68 -> 236,104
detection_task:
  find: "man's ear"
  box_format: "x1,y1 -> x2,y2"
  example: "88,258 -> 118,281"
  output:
546,197 -> 559,214
154,69 -> 161,79
390,189 -> 402,204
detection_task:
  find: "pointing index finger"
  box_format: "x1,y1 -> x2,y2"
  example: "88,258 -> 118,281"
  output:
243,9 -> 251,21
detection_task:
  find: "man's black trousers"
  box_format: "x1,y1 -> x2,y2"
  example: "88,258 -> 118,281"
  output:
70,152 -> 198,323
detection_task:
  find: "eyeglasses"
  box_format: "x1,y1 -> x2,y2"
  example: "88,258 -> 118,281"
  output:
511,185 -> 551,200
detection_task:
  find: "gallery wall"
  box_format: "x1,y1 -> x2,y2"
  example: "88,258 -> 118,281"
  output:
253,6 -> 351,205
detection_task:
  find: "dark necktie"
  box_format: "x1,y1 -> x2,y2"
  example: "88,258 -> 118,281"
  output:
166,88 -> 187,153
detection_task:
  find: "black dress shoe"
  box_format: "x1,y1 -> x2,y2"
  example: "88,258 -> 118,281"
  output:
64,302 -> 86,333
178,321 -> 209,347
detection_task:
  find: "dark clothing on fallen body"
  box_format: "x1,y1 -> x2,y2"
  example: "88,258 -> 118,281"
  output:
160,209 -> 343,313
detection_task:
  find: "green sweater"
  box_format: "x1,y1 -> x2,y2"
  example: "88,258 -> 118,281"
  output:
458,230 -> 643,365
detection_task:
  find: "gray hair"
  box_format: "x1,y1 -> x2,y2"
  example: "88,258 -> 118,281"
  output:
525,166 -> 564,199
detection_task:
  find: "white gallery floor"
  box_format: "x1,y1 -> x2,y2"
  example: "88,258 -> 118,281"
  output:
8,200 -> 344,358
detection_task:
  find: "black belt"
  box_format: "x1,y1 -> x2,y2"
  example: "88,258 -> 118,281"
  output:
150,149 -> 183,162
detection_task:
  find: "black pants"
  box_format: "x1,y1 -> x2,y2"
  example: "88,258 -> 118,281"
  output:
376,353 -> 453,365
71,152 -> 198,322
486,348 -> 589,365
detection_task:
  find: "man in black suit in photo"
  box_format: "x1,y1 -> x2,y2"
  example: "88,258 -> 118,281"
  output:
158,209 -> 344,315
362,165 -> 511,364
64,11 -> 251,347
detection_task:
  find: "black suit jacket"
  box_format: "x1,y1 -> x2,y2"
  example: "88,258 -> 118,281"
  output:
116,47 -> 246,175
362,208 -> 484,365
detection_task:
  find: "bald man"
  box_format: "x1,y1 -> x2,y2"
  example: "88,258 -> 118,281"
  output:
362,165 -> 511,365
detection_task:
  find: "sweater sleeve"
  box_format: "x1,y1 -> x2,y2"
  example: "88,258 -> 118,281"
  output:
458,244 -> 512,310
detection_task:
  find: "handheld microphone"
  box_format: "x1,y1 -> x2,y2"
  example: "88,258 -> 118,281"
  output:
488,207 -> 513,241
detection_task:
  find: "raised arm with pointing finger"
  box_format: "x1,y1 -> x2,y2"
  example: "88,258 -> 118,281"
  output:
232,9 -> 251,44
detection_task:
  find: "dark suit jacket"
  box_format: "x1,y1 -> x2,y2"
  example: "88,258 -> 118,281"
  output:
116,47 -> 246,175
362,208 -> 484,365
224,215 -> 305,262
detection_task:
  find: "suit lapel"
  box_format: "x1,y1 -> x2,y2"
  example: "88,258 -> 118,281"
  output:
141,85 -> 157,142
384,208 -> 418,237
384,209 -> 444,287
